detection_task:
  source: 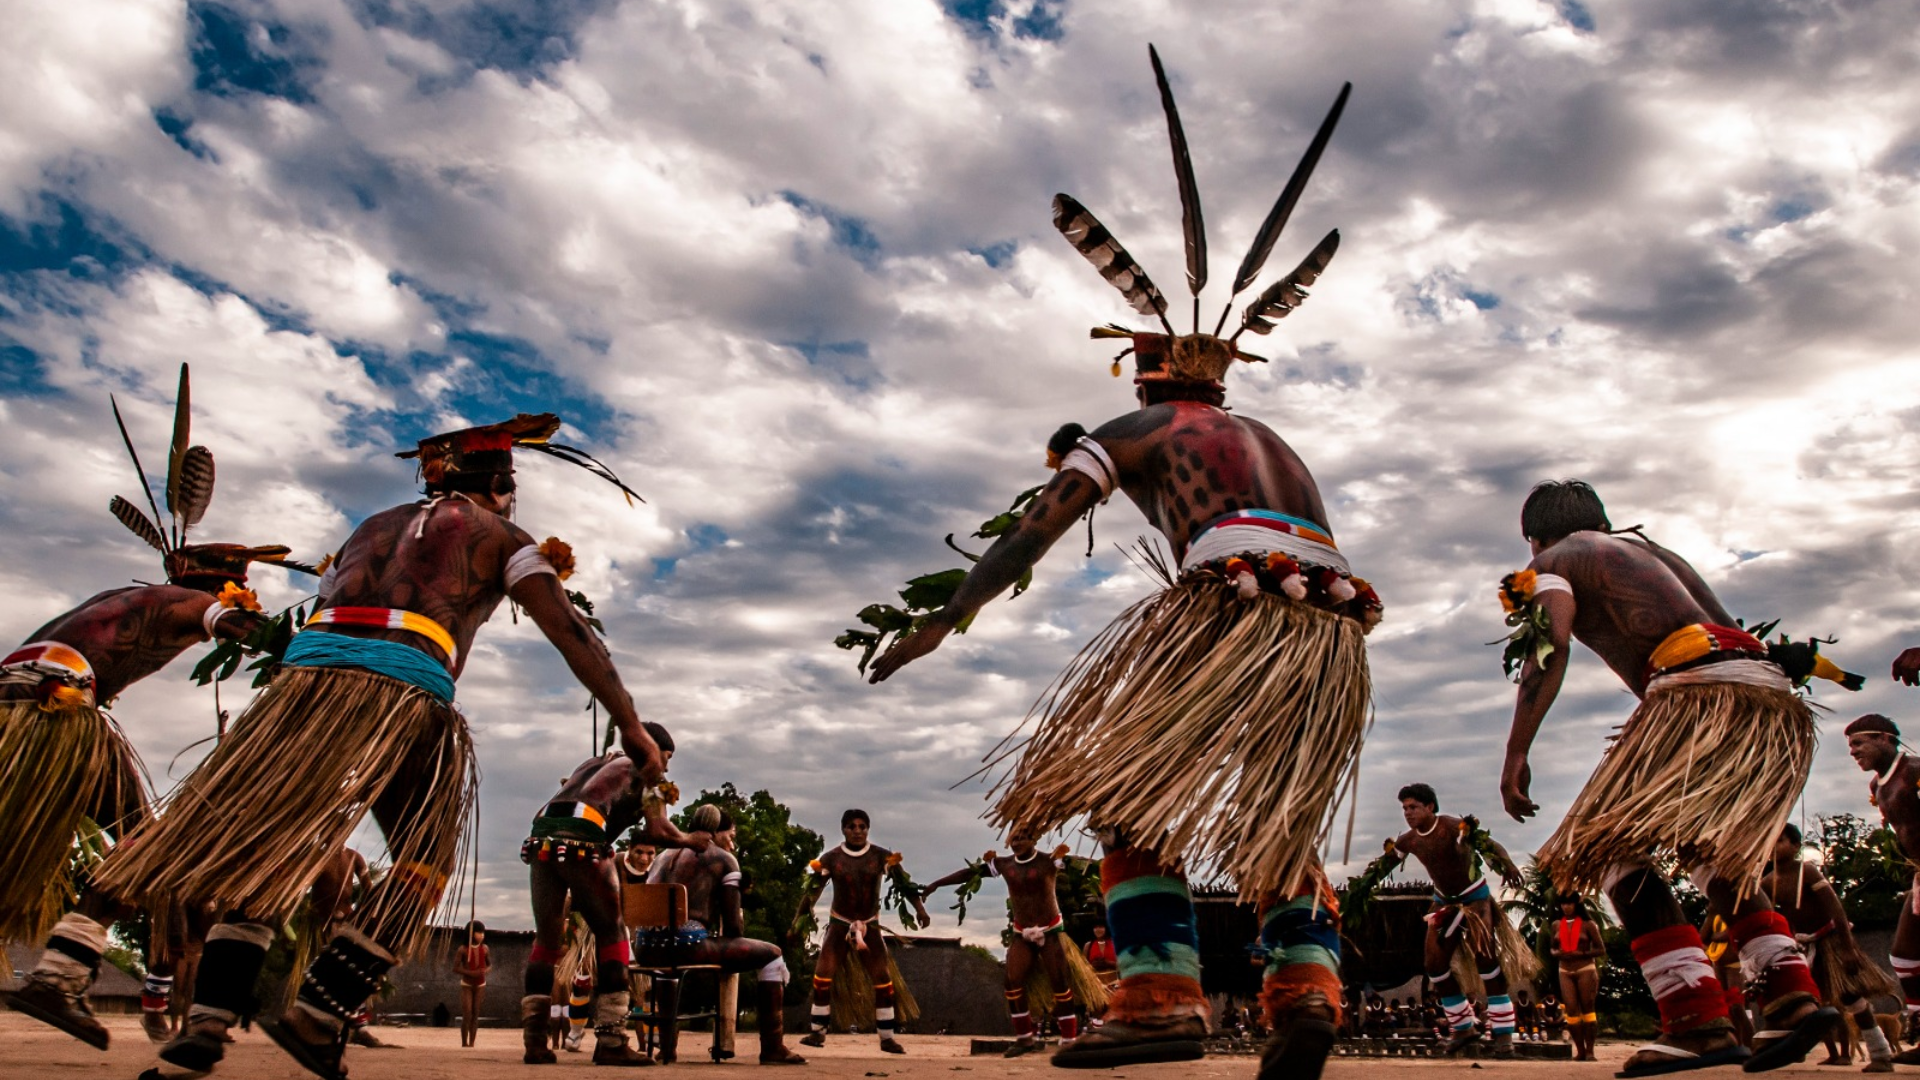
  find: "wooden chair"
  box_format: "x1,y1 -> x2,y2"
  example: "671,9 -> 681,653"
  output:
623,881 -> 734,1063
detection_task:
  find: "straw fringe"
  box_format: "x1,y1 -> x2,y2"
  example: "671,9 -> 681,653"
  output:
989,578 -> 1371,900
1810,936 -> 1897,1003
829,936 -> 919,1031
1537,682 -> 1816,899
1442,900 -> 1543,987
95,666 -> 476,960
0,700 -> 148,943
1021,933 -> 1112,1014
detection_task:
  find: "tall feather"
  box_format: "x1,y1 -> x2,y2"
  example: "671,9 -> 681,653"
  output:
1052,194 -> 1176,335
110,396 -> 171,556
522,442 -> 646,506
164,363 -> 191,543
1231,229 -> 1340,341
1149,45 -> 1207,303
175,445 -> 215,529
110,496 -> 168,554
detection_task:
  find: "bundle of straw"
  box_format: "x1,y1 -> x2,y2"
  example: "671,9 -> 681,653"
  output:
0,700 -> 147,943
828,930 -> 920,1031
1537,682 -> 1816,900
990,579 -> 1371,901
96,666 -> 476,960
1021,934 -> 1112,1014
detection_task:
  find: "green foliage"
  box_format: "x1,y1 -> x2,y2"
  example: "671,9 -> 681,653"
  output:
566,590 -> 605,634
947,859 -> 991,923
1494,574 -> 1555,683
1339,843 -> 1403,931
191,602 -> 307,689
1813,813 -> 1909,930
834,486 -> 1043,673
668,784 -> 825,960
1055,856 -> 1103,920
883,862 -> 924,927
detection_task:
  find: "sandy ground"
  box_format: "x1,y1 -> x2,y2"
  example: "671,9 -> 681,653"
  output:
0,1014 -> 1858,1079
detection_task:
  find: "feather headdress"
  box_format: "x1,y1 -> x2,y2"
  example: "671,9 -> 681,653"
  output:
1056,46 -> 1350,386
397,413 -> 644,505
108,364 -> 318,588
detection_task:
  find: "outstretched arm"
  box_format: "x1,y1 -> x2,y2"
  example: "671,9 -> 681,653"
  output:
1502,587 -> 1576,822
789,872 -> 827,939
510,569 -> 662,781
868,471 -> 1104,683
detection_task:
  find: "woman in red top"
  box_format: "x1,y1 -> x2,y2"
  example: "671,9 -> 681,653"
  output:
1084,924 -> 1119,990
454,921 -> 492,1048
1550,897 -> 1604,1062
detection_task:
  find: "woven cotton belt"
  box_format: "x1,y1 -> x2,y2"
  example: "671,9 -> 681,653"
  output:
1181,509 -> 1347,574
307,607 -> 459,667
0,641 -> 95,686
1645,623 -> 1788,692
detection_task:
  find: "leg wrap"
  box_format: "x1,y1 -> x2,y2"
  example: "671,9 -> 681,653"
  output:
142,973 -> 175,1013
1256,889 -> 1344,1027
526,942 -> 562,996
1101,846 -> 1208,1028
756,956 -> 788,983
295,927 -> 396,1031
191,921 -> 275,1025
1894,955 -> 1920,1011
1487,995 -> 1516,1036
1632,924 -> 1730,1036
809,975 -> 831,1034
874,980 -> 896,1038
1441,994 -> 1476,1032
1730,910 -> 1820,1012
593,990 -> 630,1036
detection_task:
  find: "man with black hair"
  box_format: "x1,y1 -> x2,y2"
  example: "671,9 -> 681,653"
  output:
520,731 -> 701,1067
95,412 -> 662,1080
1363,784 -> 1526,1057
1763,822 -> 1897,1070
792,810 -> 929,1054
1499,479 -> 1839,1076
647,803 -> 808,1065
1847,713 -> 1920,1066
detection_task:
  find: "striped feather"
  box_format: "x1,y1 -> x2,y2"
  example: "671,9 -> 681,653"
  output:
109,496 -> 168,553
1052,194 -> 1175,333
175,445 -> 215,529
1228,83 -> 1351,297
1233,229 -> 1339,339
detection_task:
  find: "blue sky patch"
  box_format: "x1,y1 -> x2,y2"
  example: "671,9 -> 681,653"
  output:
1464,288 -> 1501,311
968,240 -> 1018,269
780,192 -> 883,270
0,198 -> 145,284
190,1 -> 320,103
941,0 -> 1067,42
350,0 -> 611,87
1560,0 -> 1596,33
154,109 -> 216,162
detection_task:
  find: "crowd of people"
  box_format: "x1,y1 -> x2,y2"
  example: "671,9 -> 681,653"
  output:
5,45 -> 1920,1080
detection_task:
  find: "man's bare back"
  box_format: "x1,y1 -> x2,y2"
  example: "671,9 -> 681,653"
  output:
1096,402 -> 1329,557
1527,530 -> 1731,695
6,585 -> 260,703
652,846 -> 740,931
321,497 -> 660,776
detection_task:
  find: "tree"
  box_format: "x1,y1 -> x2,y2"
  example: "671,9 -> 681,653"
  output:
1813,813 -> 1907,931
667,784 -> 824,964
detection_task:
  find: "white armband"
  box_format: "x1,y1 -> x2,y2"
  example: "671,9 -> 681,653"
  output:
1532,573 -> 1573,598
317,560 -> 339,599
504,545 -> 558,589
984,861 -> 1001,877
202,603 -> 231,639
1058,437 -> 1116,501
722,871 -> 743,888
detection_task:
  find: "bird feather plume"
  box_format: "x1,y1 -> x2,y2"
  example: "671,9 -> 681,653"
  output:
110,496 -> 168,554
1234,229 -> 1340,339
175,446 -> 215,529
1052,194 -> 1175,333
1149,45 -> 1207,299
164,364 -> 191,534
110,396 -> 170,554
1228,83 -> 1351,298
524,442 -> 645,506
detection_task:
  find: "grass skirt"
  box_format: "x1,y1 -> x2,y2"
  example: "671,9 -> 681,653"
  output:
1810,936 -> 1898,1004
828,933 -> 920,1031
1020,932 -> 1112,1014
1439,899 -> 1544,988
0,699 -> 148,943
1537,682 -> 1816,898
94,666 -> 476,960
990,576 -> 1371,900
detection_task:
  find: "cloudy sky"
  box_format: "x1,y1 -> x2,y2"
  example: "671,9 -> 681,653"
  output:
5,0 -> 1919,946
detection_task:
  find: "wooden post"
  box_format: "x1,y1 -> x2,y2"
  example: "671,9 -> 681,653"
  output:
717,973 -> 740,1057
